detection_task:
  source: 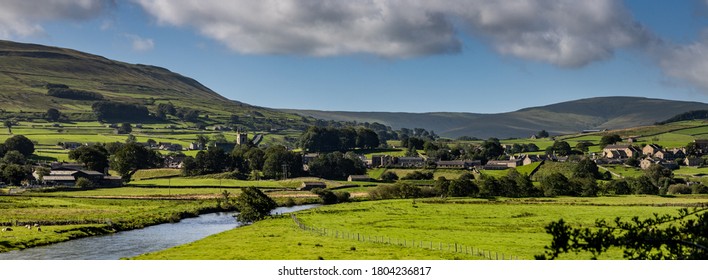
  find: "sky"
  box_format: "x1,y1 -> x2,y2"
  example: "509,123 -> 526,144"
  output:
2,0 -> 708,114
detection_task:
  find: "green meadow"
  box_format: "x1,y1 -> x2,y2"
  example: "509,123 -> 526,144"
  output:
134,196 -> 708,260
0,196 -> 217,253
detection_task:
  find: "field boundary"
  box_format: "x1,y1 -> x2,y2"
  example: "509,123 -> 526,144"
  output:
290,214 -> 518,260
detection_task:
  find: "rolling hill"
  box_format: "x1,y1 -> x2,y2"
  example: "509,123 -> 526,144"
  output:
0,40 -> 307,130
283,97 -> 708,139
4,39 -> 708,139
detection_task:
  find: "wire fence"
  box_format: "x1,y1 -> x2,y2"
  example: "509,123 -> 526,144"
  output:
291,214 -> 519,260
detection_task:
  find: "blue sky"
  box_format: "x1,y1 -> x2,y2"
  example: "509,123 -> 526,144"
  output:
2,0 -> 708,113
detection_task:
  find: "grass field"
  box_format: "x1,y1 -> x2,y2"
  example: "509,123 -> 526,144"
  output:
0,196 -> 218,253
134,196 -> 708,260
33,187 -> 237,198
601,165 -> 645,178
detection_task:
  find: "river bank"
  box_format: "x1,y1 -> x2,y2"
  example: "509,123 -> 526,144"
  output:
0,204 -> 319,260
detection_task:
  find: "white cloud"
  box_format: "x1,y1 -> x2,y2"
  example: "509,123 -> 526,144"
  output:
0,0 -> 113,38
126,34 -> 154,52
135,0 -> 650,67
654,32 -> 708,91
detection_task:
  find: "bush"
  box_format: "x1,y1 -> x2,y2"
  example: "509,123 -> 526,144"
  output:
379,171 -> 398,182
75,177 -> 93,188
401,171 -> 433,180
692,184 -> 708,194
369,182 -> 427,199
667,184 -> 692,195
235,187 -> 277,223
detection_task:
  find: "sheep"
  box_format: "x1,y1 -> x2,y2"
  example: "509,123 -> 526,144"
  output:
1,227 -> 12,232
25,225 -> 32,230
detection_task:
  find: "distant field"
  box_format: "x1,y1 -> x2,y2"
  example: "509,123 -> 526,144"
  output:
135,196 -> 708,260
35,187 -> 234,198
601,165 -> 644,178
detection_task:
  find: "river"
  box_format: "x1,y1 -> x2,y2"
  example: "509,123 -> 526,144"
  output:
0,204 -> 319,260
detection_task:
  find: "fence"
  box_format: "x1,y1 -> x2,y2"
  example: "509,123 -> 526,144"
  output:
291,214 -> 519,260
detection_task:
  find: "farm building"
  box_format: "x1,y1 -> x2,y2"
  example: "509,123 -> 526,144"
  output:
436,160 -> 480,169
347,175 -> 371,182
299,181 -> 327,191
396,157 -> 425,168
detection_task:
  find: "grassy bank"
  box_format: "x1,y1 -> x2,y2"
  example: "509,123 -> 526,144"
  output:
0,196 -> 219,253
134,195 -> 708,260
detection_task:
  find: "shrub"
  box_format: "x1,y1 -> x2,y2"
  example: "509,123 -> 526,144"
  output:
369,182 -> 428,199
75,177 -> 93,189
401,171 -> 433,180
667,184 -> 692,195
692,184 -> 708,194
379,171 -> 399,182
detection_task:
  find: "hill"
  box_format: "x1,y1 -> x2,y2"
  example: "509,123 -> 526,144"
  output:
283,97 -> 708,138
0,40 -> 308,130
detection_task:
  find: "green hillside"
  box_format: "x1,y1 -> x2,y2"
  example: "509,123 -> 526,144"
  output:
284,97 -> 708,139
0,40 -> 309,130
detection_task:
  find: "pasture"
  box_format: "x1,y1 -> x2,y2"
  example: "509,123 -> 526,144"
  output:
0,196 -> 217,253
134,195 -> 708,260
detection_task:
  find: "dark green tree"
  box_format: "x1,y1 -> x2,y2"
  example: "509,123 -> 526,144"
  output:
117,123 -> 132,134
110,142 -> 162,180
1,164 -> 31,186
235,187 -> 277,223
573,158 -> 601,179
546,141 -> 572,156
379,171 -> 399,182
4,135 -> 34,157
537,130 -> 550,138
2,150 -> 26,165
600,134 -> 622,147
262,145 -> 302,179
46,108 -> 61,122
69,145 -> 109,173
3,120 -> 13,134
540,172 -> 570,196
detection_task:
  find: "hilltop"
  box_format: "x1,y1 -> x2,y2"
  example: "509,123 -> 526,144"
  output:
284,97 -> 708,138
0,40 -> 308,130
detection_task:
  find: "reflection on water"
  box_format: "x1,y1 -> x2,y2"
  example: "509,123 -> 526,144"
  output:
0,204 -> 319,260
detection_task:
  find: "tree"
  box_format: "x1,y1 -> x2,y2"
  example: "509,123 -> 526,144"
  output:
379,171 -> 399,182
235,187 -> 277,223
540,172 -> 570,196
3,120 -> 13,134
1,164 -> 31,186
308,152 -> 366,180
4,135 -> 34,157
600,134 -> 622,147
536,208 -> 708,260
110,142 -> 162,180
196,134 -> 210,147
536,130 -> 549,138
125,134 -> 137,144
117,123 -> 132,134
2,150 -> 26,165
262,145 -> 302,179
46,108 -> 61,122
69,145 -> 109,173
546,141 -> 572,156
573,158 -> 600,179
481,138 -> 504,160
